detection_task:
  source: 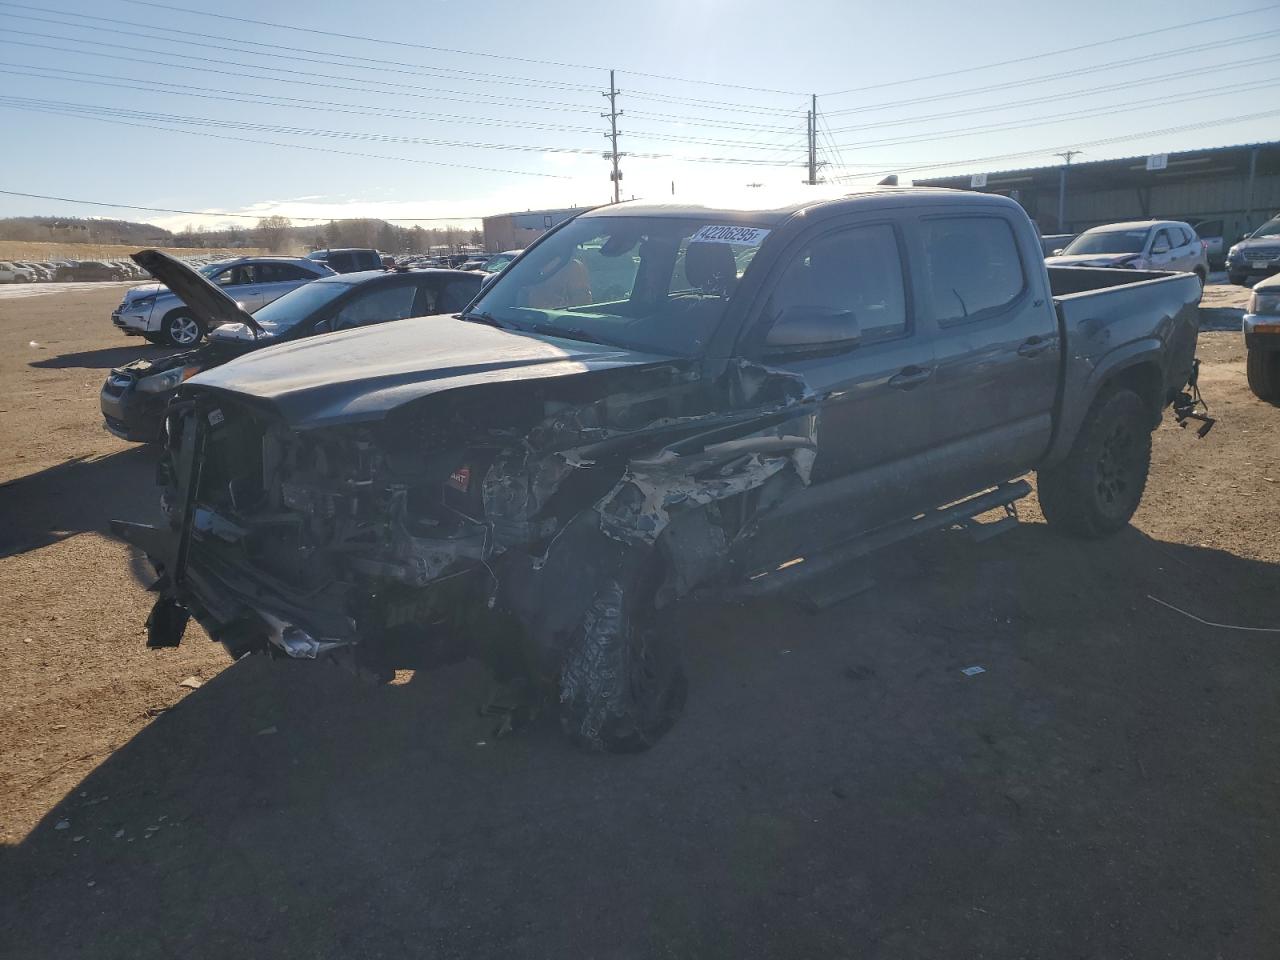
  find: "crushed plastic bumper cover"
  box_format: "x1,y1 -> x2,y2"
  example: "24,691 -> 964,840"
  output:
116,357 -> 818,685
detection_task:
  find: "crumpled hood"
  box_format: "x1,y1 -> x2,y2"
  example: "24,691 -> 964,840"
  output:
1046,253 -> 1140,268
186,315 -> 679,428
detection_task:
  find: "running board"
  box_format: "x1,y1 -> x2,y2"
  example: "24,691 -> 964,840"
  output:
734,480 -> 1031,599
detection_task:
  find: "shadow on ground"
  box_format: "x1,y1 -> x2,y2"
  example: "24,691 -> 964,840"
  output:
2,524 -> 1278,958
29,344 -> 177,370
0,445 -> 160,559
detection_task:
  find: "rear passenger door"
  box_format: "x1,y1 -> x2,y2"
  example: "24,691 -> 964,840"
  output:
917,212 -> 1060,504
734,218 -> 939,563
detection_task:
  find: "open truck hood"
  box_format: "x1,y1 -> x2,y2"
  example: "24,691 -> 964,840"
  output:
185,315 -> 680,428
130,250 -> 262,335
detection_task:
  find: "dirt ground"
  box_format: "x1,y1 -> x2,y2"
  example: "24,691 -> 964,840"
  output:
1,283 -> 1277,959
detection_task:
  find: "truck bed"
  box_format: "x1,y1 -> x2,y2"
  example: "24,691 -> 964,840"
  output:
1046,265 -> 1202,461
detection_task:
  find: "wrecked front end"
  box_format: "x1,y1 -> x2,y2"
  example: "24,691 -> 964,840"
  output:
116,358 -> 816,749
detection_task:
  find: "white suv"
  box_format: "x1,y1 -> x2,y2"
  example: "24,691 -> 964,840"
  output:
1047,220 -> 1209,284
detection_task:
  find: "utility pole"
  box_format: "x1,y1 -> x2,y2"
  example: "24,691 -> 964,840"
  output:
1055,149 -> 1082,233
603,70 -> 622,204
807,93 -> 818,186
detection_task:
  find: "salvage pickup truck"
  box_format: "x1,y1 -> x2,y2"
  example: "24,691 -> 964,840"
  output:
114,187 -> 1204,752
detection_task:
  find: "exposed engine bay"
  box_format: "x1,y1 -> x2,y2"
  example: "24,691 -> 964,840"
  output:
116,357 -> 817,747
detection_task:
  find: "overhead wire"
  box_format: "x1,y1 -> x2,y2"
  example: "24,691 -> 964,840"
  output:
822,2 -> 1280,96
824,27 -> 1280,117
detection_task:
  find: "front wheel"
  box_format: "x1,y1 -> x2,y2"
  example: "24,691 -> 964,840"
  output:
1037,388 -> 1152,539
1228,272 -> 1248,286
559,562 -> 687,753
161,310 -> 202,347
1247,348 -> 1280,404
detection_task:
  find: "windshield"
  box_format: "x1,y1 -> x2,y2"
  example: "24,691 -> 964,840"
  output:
1251,216 -> 1280,238
252,279 -> 357,335
467,215 -> 770,356
1062,229 -> 1150,255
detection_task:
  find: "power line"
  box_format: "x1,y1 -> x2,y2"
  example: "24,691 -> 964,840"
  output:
112,0 -> 808,95
0,63 -> 808,151
0,100 -> 578,178
0,5 -> 600,93
825,48 -> 1280,134
0,96 -> 824,167
0,189 -> 491,222
0,30 -> 603,113
829,109 -> 1280,183
827,74 -> 1280,152
822,2 -> 1280,96
824,27 -> 1280,118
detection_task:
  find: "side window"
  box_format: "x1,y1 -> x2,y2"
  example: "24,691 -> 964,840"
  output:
210,268 -> 234,287
438,278 -> 480,313
260,263 -> 315,282
921,217 -> 1025,324
333,284 -> 418,329
766,223 -> 908,345
227,265 -> 258,285
1151,229 -> 1171,253
328,253 -> 354,273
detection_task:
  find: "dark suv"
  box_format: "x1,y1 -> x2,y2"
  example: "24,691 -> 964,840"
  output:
305,248 -> 385,274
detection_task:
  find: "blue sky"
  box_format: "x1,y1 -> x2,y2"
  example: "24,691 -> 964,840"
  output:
0,0 -> 1277,230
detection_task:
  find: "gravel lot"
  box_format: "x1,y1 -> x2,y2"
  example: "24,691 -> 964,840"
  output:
1,283 -> 1277,959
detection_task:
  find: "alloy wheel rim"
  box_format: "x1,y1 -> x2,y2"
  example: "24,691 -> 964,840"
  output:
171,317 -> 199,344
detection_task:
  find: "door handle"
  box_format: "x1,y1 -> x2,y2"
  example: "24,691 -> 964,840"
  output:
888,365 -> 934,389
1017,336 -> 1056,358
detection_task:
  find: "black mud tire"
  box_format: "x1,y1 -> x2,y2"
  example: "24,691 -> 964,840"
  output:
1247,347 -> 1280,404
161,309 -> 203,347
1228,272 -> 1247,286
559,560 -> 687,754
1037,388 -> 1152,539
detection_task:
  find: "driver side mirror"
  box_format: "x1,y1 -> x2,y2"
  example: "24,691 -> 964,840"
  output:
313,317 -> 333,334
763,305 -> 860,356
1152,240 -> 1170,254
1052,248 -> 1065,256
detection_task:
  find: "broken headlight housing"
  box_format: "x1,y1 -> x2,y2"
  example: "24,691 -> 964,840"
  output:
137,366 -> 199,393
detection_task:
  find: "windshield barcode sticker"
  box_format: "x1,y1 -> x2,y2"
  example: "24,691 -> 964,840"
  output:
689,225 -> 771,246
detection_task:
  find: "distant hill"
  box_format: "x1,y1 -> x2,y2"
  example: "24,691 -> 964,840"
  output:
0,216 -> 175,245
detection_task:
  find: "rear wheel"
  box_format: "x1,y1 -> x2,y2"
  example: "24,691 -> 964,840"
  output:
1247,348 -> 1280,404
1037,388 -> 1152,539
162,310 -> 202,347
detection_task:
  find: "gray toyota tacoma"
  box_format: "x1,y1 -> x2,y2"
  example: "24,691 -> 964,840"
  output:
114,187 -> 1207,752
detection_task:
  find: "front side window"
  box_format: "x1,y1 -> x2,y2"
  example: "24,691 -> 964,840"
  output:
469,216 -> 769,356
764,223 -> 908,345
1151,229 -> 1172,253
922,217 -> 1025,324
258,263 -> 315,282
333,283 -> 418,329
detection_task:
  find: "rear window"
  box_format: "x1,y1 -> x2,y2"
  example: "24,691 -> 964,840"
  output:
922,217 -> 1026,324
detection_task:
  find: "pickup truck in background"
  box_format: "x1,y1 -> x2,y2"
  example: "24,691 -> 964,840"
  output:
114,188 -> 1204,753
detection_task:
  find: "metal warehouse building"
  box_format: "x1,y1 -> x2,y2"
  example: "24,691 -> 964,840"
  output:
916,141 -> 1279,243
482,207 -> 585,253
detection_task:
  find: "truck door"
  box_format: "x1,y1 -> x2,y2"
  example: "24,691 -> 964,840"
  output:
734,218 -> 939,565
916,212 -> 1060,505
